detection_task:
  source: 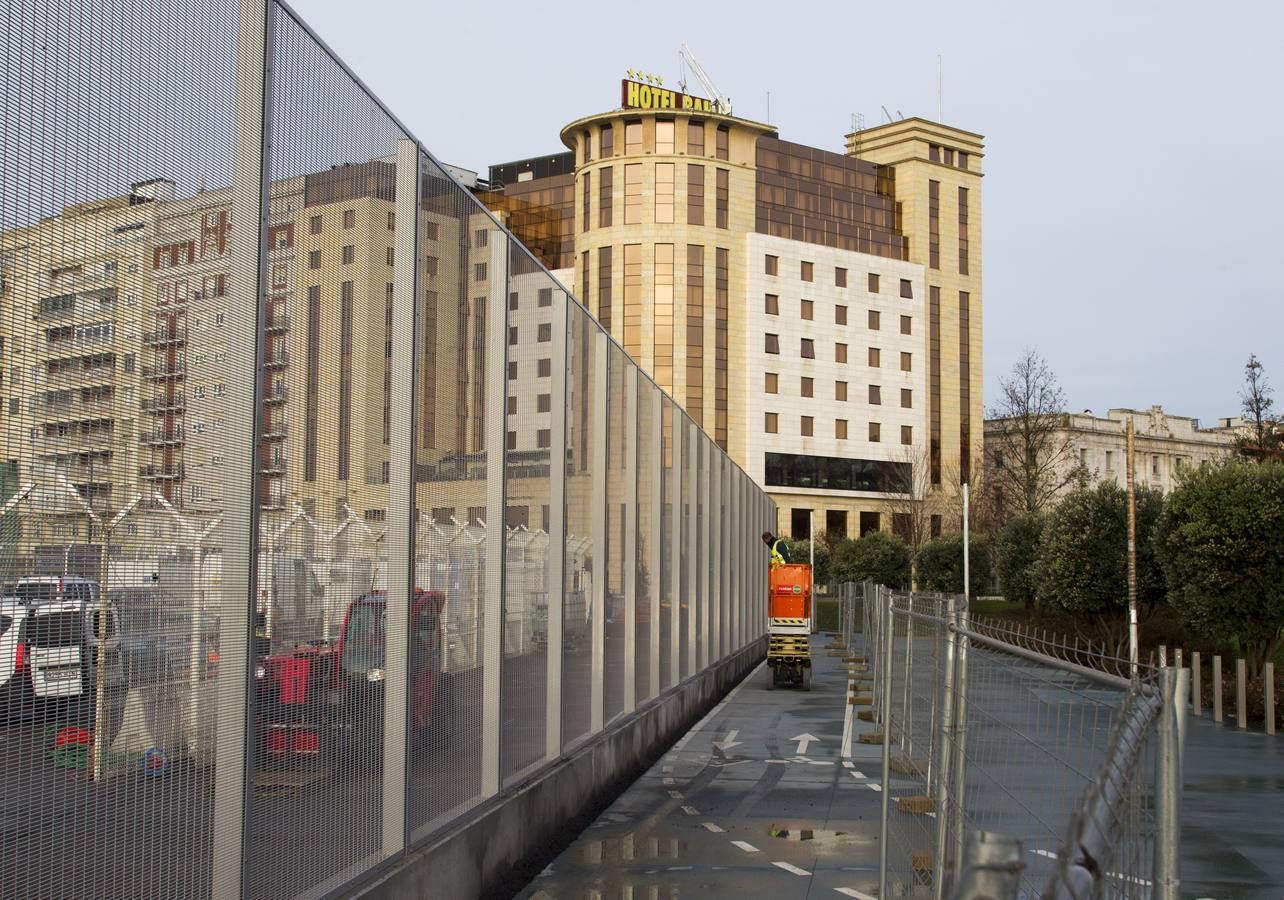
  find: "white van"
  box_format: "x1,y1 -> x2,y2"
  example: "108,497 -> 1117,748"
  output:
0,599 -> 29,721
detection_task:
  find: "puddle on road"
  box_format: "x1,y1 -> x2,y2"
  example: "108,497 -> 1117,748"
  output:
580,833 -> 686,866
767,823 -> 875,851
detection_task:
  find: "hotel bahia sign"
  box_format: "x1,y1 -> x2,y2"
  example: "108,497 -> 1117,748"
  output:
621,72 -> 717,113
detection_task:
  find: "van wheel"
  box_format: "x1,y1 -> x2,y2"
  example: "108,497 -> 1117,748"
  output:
92,689 -> 126,748
802,667 -> 812,692
766,667 -> 777,690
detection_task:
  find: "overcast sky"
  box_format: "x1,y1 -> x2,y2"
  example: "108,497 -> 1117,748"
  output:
290,0 -> 1282,425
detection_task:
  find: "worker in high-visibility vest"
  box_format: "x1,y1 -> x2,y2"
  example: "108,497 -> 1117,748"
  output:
761,531 -> 791,567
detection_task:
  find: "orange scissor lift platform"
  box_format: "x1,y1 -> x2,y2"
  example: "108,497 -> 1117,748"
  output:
767,563 -> 812,690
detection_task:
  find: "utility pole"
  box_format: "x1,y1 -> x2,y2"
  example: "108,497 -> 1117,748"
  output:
1126,417 -> 1138,677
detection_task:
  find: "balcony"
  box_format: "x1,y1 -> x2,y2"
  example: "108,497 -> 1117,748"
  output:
263,386 -> 289,404
143,327 -> 188,346
141,393 -> 185,412
139,463 -> 185,480
140,429 -> 184,447
265,313 -> 291,333
263,348 -> 290,368
260,457 -> 287,476
141,362 -> 186,380
262,420 -> 288,440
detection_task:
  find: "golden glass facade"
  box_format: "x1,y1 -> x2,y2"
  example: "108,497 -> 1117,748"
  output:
653,243 -> 674,391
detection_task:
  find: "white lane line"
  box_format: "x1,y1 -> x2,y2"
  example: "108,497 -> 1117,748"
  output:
867,783 -> 882,792
663,777 -> 676,785
667,866 -> 693,871
835,889 -> 877,899
773,861 -> 812,876
668,790 -> 684,799
702,822 -> 726,833
681,805 -> 701,816
841,682 -> 854,759
849,770 -> 867,779
842,760 -> 854,769
731,840 -> 759,853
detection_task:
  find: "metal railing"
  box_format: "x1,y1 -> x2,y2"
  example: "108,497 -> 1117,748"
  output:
840,583 -> 1187,899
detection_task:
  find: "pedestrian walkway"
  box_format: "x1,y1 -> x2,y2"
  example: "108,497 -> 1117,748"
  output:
517,635 -> 885,899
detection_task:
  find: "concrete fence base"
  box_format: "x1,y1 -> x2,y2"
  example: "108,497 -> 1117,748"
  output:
354,637 -> 766,899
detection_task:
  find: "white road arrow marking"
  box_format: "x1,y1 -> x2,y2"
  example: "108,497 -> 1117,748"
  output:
790,733 -> 820,754
713,729 -> 742,752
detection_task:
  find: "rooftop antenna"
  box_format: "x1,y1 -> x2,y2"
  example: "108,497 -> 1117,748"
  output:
896,109 -> 905,120
850,112 -> 865,157
881,105 -> 894,124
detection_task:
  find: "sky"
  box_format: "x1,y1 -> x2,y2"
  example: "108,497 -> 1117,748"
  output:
288,0 -> 1283,425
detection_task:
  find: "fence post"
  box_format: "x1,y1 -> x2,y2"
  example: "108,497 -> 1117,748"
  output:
932,594 -> 958,900
950,603 -> 970,876
1213,656 -> 1223,724
878,586 -> 895,900
953,832 -> 1022,899
1155,665 -> 1187,900
1236,658 -> 1247,730
1192,651 -> 1201,717
1266,662 -> 1276,736
901,594 -> 913,755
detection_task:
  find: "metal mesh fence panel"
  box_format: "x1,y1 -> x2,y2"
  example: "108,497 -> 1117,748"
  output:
658,398 -> 674,689
602,343 -> 627,723
560,303 -> 594,747
633,376 -> 656,705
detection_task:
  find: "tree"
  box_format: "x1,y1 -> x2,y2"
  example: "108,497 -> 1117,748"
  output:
1034,482 -> 1164,648
1156,461 -> 1284,678
830,531 -> 911,588
1236,354 -> 1283,461
996,511 -> 1044,607
917,533 -> 991,597
884,445 -> 942,589
784,537 -> 830,584
985,349 -> 1087,518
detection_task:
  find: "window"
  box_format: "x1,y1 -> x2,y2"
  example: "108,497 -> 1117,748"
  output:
687,164 -> 704,225
538,358 -> 552,377
800,299 -> 813,320
765,255 -> 778,275
901,425 -> 913,445
537,287 -> 552,308
507,396 -> 518,415
900,279 -> 913,299
868,347 -> 881,367
869,422 -> 881,442
537,323 -> 552,342
1106,450 -> 1114,470
507,361 -> 518,380
582,170 -> 591,229
537,393 -> 551,412
931,514 -> 942,538
600,124 -> 614,157
309,215 -> 322,235
901,388 -> 913,408
765,412 -> 778,433
343,209 -> 355,229
835,267 -> 847,288
386,246 -> 395,267
765,333 -> 780,354
474,262 -> 486,281
835,304 -> 847,326
835,342 -> 848,363
625,120 -> 642,154
1152,454 -> 1160,476
688,120 -> 705,155
929,179 -> 940,269
342,245 -> 354,265
800,261 -> 814,282
655,163 -> 674,223
764,293 -> 779,315
800,338 -> 815,359
801,376 -> 813,398
944,148 -> 954,166
624,164 -> 642,224
900,315 -> 912,335
868,273 -> 880,293
715,124 -> 729,160
387,211 -> 395,231
835,381 -> 848,401
827,510 -> 848,539
582,130 -> 592,162
537,429 -> 551,449
869,384 -> 881,405
958,151 -> 969,170
309,250 -> 320,269
801,416 -> 814,437
715,168 -> 728,228
868,309 -> 880,330
958,186 -> 970,275
508,326 -> 518,347
765,372 -> 778,393
835,419 -> 848,440
900,352 -> 912,372
929,144 -> 940,162
656,119 -> 675,154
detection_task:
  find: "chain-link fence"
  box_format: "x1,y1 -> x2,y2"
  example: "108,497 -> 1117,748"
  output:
844,583 -> 1188,900
0,1 -> 774,897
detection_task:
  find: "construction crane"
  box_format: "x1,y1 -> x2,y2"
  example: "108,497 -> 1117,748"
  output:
678,43 -> 731,116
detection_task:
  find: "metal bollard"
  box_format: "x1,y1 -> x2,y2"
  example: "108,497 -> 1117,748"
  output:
1266,662 -> 1276,737
1213,656 -> 1223,724
1159,644 -> 1167,667
1192,651 -> 1202,717
1237,658 -> 1248,730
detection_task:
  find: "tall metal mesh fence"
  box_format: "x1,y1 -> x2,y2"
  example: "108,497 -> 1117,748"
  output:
0,1 -> 774,896
852,585 -> 1183,900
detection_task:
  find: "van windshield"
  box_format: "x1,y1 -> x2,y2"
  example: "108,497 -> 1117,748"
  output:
15,583 -> 58,603
26,611 -> 84,648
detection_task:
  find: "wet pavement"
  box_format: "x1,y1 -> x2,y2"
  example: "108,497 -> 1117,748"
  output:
516,637 -> 885,900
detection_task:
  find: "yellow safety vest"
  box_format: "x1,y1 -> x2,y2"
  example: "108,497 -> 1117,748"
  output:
770,540 -> 787,567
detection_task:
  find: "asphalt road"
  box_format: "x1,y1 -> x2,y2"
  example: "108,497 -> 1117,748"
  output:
516,637 -> 887,900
